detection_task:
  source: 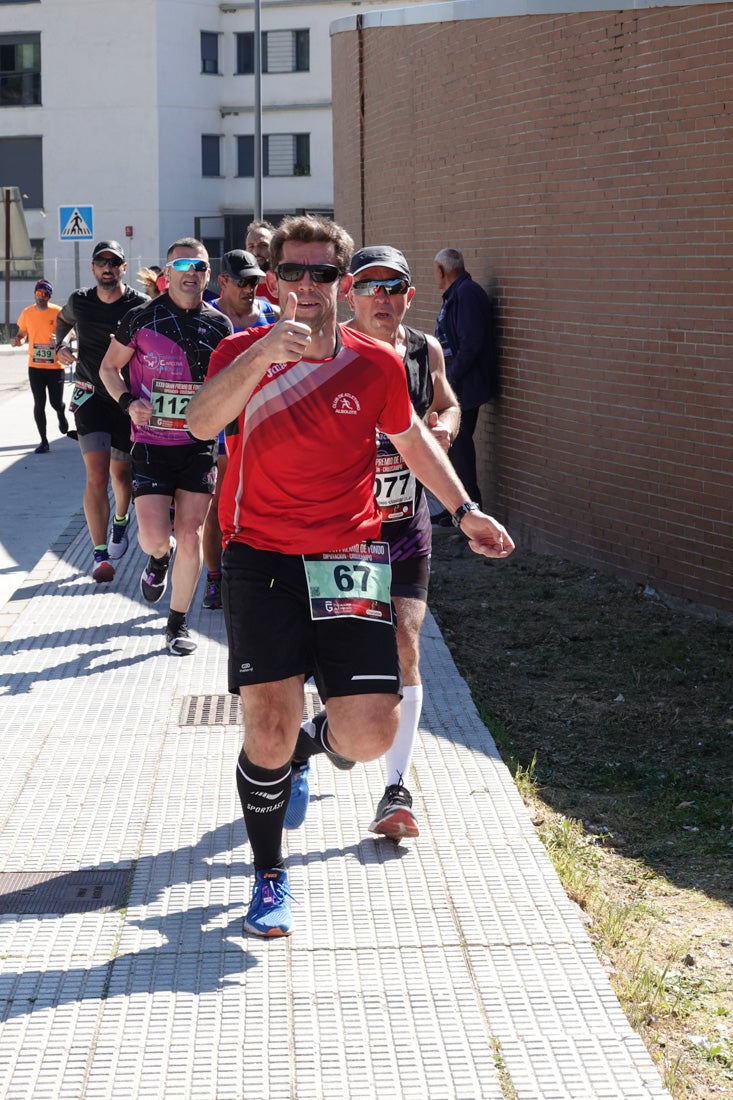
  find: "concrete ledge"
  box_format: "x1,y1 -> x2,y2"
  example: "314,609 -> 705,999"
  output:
331,0 -> 727,34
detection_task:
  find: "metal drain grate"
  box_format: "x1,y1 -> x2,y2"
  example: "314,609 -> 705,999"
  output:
180,688 -> 322,728
180,694 -> 242,727
0,870 -> 132,915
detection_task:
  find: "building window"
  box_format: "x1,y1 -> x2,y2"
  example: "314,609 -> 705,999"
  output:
237,135 -> 254,178
235,30 -> 309,75
0,135 -> 43,206
237,135 -> 310,177
4,235 -> 40,283
264,30 -> 309,73
200,32 -> 219,75
0,34 -> 41,107
265,134 -> 310,177
236,33 -> 254,75
201,135 -> 221,177
11,236 -> 43,280
201,238 -> 223,270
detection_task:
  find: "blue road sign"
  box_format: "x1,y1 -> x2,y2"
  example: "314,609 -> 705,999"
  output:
59,205 -> 94,241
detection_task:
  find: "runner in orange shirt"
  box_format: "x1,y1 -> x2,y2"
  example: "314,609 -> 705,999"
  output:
12,279 -> 68,454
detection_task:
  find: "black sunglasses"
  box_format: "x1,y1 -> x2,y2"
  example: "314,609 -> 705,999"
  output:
226,276 -> 259,288
94,257 -> 124,268
352,278 -> 410,297
275,263 -> 342,284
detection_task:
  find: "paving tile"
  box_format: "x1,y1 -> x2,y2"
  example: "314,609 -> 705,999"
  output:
0,514 -> 671,1098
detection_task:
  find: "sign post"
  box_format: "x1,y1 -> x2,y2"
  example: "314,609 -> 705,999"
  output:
59,206 -> 94,287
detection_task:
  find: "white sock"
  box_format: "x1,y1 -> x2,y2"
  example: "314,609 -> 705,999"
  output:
384,684 -> 423,787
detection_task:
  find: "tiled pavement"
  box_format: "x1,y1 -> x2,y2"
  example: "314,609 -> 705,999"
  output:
0,354 -> 671,1099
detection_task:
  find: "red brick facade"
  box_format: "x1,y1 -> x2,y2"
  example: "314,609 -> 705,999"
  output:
332,3 -> 733,614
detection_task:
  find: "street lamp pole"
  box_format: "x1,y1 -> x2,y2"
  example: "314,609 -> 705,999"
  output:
253,0 -> 263,220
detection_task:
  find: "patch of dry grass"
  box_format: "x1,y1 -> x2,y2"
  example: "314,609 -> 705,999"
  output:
428,536 -> 733,1098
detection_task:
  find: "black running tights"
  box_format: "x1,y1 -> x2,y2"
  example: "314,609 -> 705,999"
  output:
28,367 -> 66,442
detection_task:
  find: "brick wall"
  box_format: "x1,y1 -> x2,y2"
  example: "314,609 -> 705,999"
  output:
332,3 -> 733,613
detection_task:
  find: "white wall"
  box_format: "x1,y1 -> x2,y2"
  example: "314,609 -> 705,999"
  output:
2,0 -> 161,312
1,0 -> 425,320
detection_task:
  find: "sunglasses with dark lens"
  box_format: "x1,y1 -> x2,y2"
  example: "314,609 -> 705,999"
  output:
227,276 -> 259,289
167,258 -> 209,273
352,278 -> 410,297
94,257 -> 124,268
275,262 -> 341,284
35,290 -> 51,298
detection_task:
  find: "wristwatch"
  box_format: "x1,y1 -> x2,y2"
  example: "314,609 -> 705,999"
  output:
118,391 -> 136,414
451,502 -> 480,528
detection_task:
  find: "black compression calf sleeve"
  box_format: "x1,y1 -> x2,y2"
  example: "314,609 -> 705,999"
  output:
235,750 -> 290,871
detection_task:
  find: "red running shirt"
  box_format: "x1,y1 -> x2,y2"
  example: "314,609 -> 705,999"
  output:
207,324 -> 414,554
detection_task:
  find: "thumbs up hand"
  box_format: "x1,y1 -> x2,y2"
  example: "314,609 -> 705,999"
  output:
264,292 -> 311,363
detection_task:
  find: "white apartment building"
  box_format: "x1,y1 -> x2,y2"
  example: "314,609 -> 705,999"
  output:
0,0 -> 418,318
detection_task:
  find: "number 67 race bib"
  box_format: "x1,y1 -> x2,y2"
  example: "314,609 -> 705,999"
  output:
303,541 -> 392,623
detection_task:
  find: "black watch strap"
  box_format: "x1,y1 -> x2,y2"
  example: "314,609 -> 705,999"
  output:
118,391 -> 136,414
451,501 -> 480,528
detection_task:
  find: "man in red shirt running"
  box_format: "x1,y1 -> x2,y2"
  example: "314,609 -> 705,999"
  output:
186,215 -> 514,938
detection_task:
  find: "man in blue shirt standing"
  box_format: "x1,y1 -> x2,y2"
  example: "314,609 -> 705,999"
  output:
434,248 -> 498,519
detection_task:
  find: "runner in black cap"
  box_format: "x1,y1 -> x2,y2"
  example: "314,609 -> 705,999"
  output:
346,245 -> 460,839
56,241 -> 148,581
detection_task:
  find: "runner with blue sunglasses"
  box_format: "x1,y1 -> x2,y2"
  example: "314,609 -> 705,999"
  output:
99,238 -> 232,656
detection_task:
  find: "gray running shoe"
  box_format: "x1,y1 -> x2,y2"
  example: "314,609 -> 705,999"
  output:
369,783 -> 419,839
109,516 -> 129,561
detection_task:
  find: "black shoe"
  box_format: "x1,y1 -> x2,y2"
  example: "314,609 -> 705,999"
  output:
34,441 -> 50,454
314,711 -> 356,770
369,783 -> 419,839
140,538 -> 175,604
166,620 -> 196,656
66,429 -> 78,441
294,711 -> 356,771
202,572 -> 222,610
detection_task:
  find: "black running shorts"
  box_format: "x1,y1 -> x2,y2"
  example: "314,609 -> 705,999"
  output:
222,541 -> 402,701
73,391 -> 133,455
130,440 -> 218,498
390,554 -> 430,602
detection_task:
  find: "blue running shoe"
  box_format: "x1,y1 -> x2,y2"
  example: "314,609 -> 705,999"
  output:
244,869 -> 293,937
284,761 -> 310,829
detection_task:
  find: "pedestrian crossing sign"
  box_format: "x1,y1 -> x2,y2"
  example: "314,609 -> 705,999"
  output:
59,205 -> 94,241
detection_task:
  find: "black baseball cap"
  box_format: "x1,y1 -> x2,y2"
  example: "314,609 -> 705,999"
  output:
92,240 -> 125,261
350,245 -> 411,282
220,250 -> 266,279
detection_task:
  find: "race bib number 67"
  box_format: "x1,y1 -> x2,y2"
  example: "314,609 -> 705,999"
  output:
303,541 -> 392,623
